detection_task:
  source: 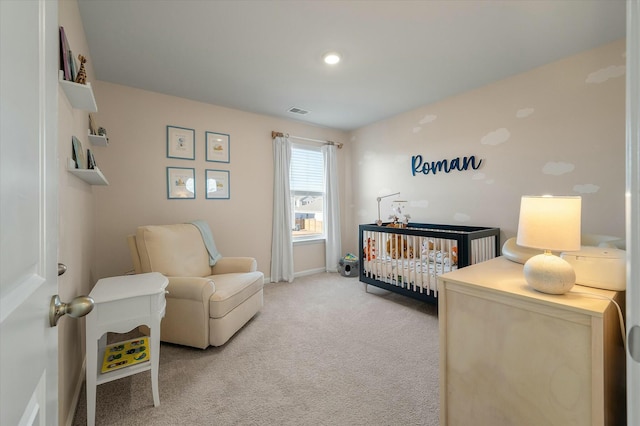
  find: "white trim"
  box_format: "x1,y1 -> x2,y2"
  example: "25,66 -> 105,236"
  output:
64,358 -> 86,426
262,268 -> 328,285
265,267 -> 328,283
293,237 -> 325,246
294,268 -> 327,278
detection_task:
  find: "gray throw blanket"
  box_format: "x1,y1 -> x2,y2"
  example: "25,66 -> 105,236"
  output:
190,220 -> 223,266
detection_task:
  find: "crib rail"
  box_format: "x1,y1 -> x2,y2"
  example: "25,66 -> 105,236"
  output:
358,223 -> 500,302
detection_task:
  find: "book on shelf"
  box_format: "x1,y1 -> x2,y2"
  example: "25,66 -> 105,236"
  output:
59,26 -> 71,81
71,136 -> 85,169
87,149 -> 97,169
59,25 -> 79,82
69,50 -> 77,81
89,113 -> 98,135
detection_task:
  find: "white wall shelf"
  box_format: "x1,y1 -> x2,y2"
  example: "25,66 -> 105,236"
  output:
88,130 -> 108,146
67,164 -> 109,186
59,71 -> 98,112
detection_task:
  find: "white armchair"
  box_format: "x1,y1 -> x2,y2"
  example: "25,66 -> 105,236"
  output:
127,223 -> 264,349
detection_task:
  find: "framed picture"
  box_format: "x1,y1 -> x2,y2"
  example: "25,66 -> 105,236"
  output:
167,167 -> 195,199
72,136 -> 85,169
167,125 -> 195,160
205,131 -> 230,163
206,169 -> 230,199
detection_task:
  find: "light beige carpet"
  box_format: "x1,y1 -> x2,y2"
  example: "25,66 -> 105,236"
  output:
73,272 -> 439,425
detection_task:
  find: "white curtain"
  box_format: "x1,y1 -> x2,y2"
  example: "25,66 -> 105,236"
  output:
271,136 -> 294,282
323,144 -> 342,272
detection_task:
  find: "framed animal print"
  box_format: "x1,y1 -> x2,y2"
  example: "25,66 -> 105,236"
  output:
205,169 -> 230,199
205,131 -> 230,163
167,167 -> 195,199
167,125 -> 195,160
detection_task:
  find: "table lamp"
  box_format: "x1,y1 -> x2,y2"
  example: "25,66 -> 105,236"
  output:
516,195 -> 582,294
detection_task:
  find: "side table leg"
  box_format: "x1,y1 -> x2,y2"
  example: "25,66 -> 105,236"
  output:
150,325 -> 161,406
86,336 -> 98,426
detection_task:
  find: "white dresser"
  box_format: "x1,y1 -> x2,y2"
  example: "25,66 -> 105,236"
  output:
85,272 -> 168,426
437,257 -> 626,426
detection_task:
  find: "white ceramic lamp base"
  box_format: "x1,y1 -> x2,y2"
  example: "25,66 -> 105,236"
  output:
523,252 -> 576,294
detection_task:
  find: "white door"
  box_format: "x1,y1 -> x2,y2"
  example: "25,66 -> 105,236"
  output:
627,1 -> 640,424
0,0 -> 59,425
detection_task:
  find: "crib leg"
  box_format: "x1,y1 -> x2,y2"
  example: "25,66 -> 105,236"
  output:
364,282 -> 369,293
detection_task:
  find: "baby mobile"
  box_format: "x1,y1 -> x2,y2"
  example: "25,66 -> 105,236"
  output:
389,200 -> 410,228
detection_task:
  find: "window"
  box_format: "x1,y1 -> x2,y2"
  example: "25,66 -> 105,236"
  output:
290,145 -> 325,240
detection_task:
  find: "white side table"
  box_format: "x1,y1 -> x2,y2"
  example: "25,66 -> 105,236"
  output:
85,272 -> 168,426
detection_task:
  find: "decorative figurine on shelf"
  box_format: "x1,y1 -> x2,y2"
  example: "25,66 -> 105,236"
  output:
75,54 -> 87,84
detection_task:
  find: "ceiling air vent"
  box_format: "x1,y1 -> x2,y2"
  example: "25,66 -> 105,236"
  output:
287,107 -> 310,115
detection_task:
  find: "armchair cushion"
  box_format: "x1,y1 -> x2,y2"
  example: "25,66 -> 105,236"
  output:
208,272 -> 263,319
136,224 -> 212,277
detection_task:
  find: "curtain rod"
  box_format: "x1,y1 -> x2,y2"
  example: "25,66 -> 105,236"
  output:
271,131 -> 343,149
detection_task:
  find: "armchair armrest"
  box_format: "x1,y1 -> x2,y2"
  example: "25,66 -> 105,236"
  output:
162,276 -> 215,349
211,257 -> 257,274
166,277 -> 215,302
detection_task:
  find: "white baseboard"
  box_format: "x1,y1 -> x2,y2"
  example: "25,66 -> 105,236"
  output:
264,267 -> 328,283
295,267 -> 327,278
65,357 -> 86,426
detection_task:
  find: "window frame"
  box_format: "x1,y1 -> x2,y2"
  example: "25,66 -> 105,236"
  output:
290,143 -> 326,242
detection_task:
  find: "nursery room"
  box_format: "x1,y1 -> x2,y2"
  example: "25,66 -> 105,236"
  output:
1,1 -> 639,426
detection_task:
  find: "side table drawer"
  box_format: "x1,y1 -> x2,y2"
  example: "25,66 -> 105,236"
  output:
96,295 -> 152,323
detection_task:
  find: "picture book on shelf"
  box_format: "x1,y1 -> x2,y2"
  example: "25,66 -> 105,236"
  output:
59,26 -> 71,81
71,136 -> 85,169
101,337 -> 150,373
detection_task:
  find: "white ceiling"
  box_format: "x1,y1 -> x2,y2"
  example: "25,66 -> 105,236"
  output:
77,0 -> 625,131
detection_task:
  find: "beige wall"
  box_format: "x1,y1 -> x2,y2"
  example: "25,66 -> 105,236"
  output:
91,82 -> 349,280
54,1 -> 625,422
347,39 -> 626,252
57,0 -> 97,424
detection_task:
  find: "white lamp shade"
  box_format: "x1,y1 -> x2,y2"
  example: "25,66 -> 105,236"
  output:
516,196 -> 581,252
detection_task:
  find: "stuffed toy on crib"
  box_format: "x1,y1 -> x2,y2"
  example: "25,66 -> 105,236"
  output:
386,234 -> 414,259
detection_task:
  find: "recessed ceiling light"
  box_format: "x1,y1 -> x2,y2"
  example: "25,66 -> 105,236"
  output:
323,52 -> 341,65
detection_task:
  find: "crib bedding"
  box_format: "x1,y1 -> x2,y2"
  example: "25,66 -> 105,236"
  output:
359,223 -> 500,303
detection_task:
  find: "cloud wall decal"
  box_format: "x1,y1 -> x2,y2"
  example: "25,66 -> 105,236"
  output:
454,213 -> 471,222
586,65 -> 625,83
516,108 -> 534,118
542,161 -> 575,175
419,114 -> 437,124
481,128 -> 511,146
573,184 -> 600,194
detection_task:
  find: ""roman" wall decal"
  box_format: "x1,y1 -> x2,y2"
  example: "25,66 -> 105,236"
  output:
411,154 -> 483,176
